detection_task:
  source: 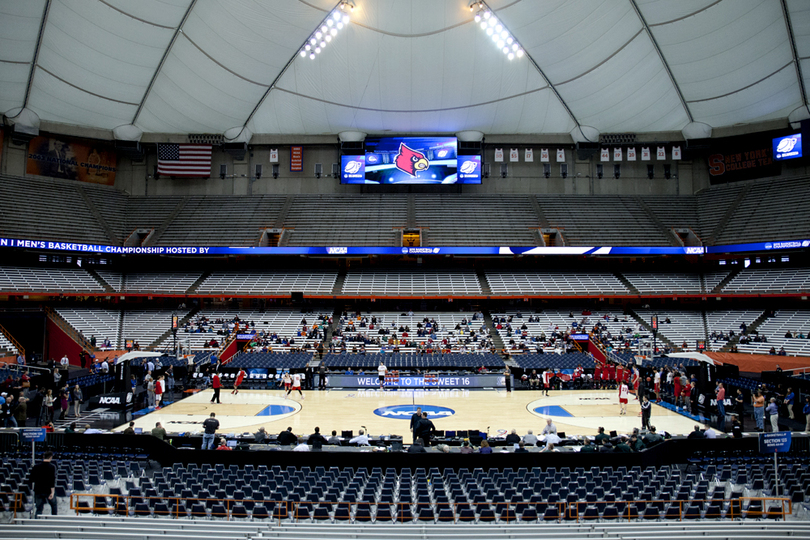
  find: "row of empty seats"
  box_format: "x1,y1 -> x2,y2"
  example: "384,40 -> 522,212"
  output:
4,173 -> 810,247
5,265 -> 810,296
197,271 -> 338,295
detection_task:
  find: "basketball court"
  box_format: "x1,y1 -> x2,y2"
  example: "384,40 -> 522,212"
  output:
118,388 -> 703,439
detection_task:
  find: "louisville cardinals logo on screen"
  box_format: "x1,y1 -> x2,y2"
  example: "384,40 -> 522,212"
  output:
394,143 -> 429,177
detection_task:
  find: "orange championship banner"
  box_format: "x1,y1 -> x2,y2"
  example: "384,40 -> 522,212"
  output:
26,135 -> 117,185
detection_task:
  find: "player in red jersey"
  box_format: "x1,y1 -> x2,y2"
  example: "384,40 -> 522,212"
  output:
542,368 -> 552,396
631,367 -> 640,399
232,368 -> 247,394
593,364 -> 602,389
616,364 -> 625,386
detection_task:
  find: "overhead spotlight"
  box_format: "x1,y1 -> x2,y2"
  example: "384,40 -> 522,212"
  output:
309,52 -> 315,59
474,13 -> 481,22
316,31 -> 322,39
300,50 -> 306,57
315,47 -> 321,54
330,28 -> 337,36
516,49 -> 524,57
325,35 -> 331,42
596,163 -> 603,179
327,19 -> 333,27
320,40 -> 326,48
343,14 -> 350,23
321,25 -> 328,33
470,3 -> 475,11
507,52 -> 514,60
484,10 -> 491,19
480,21 -> 488,29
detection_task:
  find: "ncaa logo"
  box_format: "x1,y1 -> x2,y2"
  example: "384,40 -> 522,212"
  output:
401,248 -> 409,254
460,160 -> 477,174
344,161 -> 362,174
776,137 -> 798,153
373,405 -> 455,419
765,243 -> 773,250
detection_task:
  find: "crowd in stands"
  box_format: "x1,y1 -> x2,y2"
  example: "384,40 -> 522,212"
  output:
494,310 -> 664,357
329,311 -> 496,355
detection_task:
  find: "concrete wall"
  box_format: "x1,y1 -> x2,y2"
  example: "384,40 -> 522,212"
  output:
111,143 -> 707,197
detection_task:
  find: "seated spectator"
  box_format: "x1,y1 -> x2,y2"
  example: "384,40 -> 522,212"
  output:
293,439 -> 310,452
327,430 -> 341,445
459,440 -> 473,454
254,427 -> 268,443
522,429 -> 538,446
408,440 -> 427,453
307,427 -> 328,449
514,441 -> 529,453
505,429 -> 521,444
277,427 -> 296,445
478,440 -> 492,454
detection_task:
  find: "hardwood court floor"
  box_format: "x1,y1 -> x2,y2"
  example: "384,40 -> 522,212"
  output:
120,388 -> 703,440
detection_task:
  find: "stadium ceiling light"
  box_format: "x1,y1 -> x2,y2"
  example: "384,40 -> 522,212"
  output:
298,2 -> 354,61
472,3 -> 524,61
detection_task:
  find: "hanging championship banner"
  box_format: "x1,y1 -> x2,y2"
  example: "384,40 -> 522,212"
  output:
509,148 -> 519,162
524,148 -> 533,162
290,146 -> 303,171
613,147 -> 623,161
600,148 -> 610,161
641,147 -> 651,161
672,146 -> 682,160
27,135 -> 117,185
540,149 -> 549,162
627,147 -> 637,161
556,148 -> 565,162
269,149 -> 279,163
656,146 -> 666,160
494,148 -> 504,162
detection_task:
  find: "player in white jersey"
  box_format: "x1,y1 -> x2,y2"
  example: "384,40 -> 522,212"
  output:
286,372 -> 304,399
618,381 -> 630,415
378,361 -> 387,391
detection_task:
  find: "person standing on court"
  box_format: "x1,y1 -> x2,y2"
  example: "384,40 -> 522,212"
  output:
409,407 -> 423,444
504,366 -> 512,393
804,396 -> 810,432
232,368 -> 246,395
618,379 -> 630,416
715,382 -> 726,432
210,372 -> 221,404
201,412 -> 219,450
752,390 -> 765,431
415,412 -> 436,447
318,361 -> 327,390
287,371 -> 304,399
640,395 -> 652,430
378,360 -> 387,391
784,387 -> 795,420
766,397 -> 780,432
31,451 -> 57,517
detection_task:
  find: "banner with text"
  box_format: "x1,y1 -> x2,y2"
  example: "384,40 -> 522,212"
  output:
27,135 -> 117,185
0,237 -> 807,257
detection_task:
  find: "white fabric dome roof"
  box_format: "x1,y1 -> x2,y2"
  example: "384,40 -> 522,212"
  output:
1,0 -> 808,137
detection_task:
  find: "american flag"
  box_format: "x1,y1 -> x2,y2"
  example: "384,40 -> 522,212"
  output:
157,144 -> 212,177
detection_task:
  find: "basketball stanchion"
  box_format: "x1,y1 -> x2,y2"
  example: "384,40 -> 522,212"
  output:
385,370 -> 400,391
424,372 -> 438,391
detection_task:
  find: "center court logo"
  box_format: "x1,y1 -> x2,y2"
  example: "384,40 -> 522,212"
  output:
373,404 -> 455,419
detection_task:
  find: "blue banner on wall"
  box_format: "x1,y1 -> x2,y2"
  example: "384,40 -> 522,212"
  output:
0,237 -> 807,257
319,374 -> 506,388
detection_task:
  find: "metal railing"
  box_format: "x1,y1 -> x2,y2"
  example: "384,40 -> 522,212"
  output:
0,492 -> 24,521
69,493 -> 792,523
